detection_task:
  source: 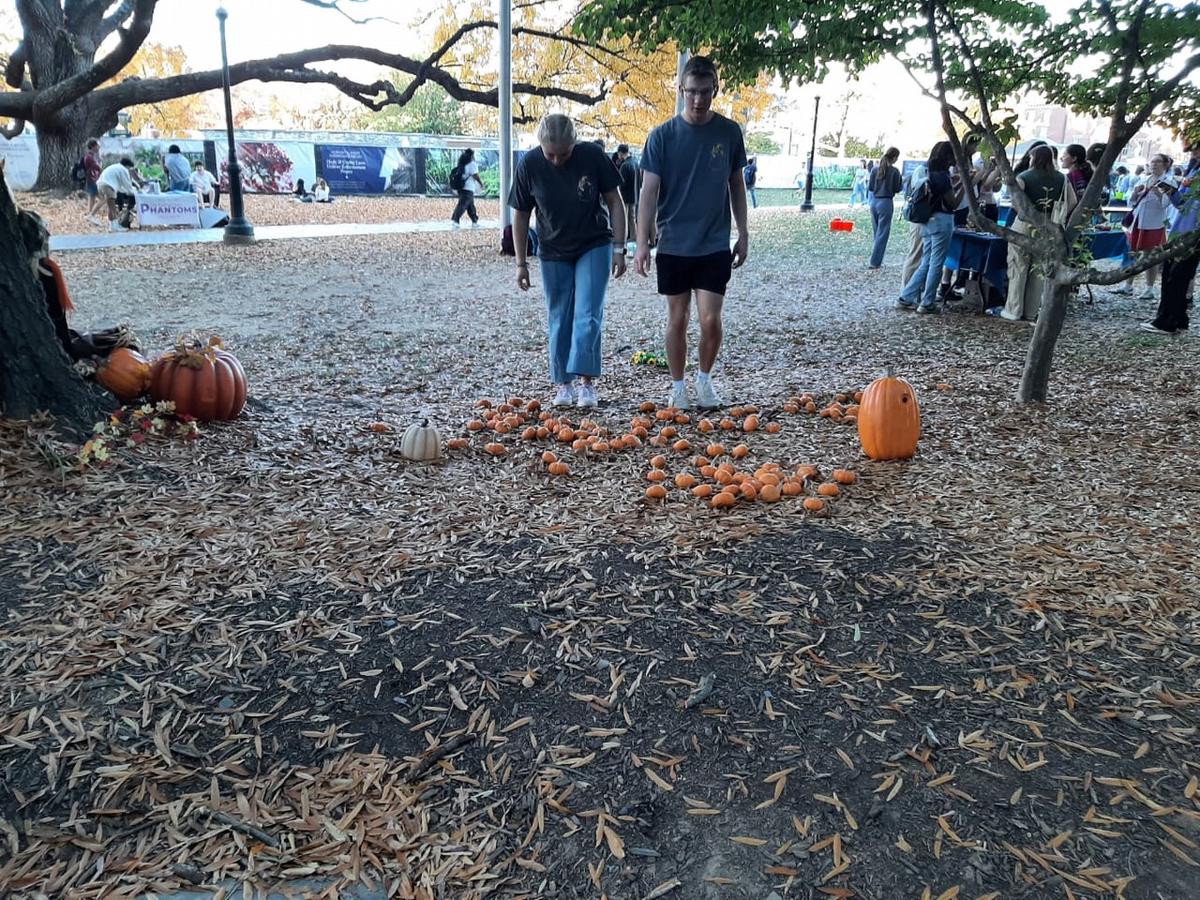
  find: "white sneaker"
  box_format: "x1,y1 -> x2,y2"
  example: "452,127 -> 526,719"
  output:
695,378 -> 723,409
667,384 -> 691,411
576,383 -> 598,408
87,215 -> 102,226
1139,288 -> 1158,300
553,383 -> 575,407
109,221 -> 127,232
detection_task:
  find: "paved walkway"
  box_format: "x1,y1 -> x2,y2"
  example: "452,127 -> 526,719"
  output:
49,219 -> 502,252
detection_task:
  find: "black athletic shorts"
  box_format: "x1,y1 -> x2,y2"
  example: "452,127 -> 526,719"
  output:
656,250 -> 733,297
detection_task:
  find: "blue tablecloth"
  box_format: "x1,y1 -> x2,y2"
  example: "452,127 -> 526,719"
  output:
945,228 -> 1129,298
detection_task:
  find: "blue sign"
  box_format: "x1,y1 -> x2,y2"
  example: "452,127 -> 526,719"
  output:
319,144 -> 387,194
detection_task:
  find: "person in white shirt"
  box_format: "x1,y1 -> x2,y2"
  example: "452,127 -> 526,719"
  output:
451,148 -> 485,226
312,177 -> 332,203
1120,153 -> 1175,297
97,158 -> 139,231
190,161 -> 218,207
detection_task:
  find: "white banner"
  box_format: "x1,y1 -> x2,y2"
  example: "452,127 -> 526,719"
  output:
135,192 -> 200,227
0,135 -> 40,190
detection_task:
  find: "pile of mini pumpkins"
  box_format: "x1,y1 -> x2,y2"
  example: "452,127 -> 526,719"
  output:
395,370 -> 921,515
94,336 -> 247,422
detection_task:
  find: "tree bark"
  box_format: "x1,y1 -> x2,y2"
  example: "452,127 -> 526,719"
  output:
1016,279 -> 1071,404
0,169 -> 111,433
31,110 -> 108,192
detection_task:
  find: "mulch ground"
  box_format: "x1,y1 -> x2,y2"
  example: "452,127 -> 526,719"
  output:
1,205 -> 1199,899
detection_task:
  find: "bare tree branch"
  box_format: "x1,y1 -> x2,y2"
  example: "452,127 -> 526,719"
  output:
295,0 -> 400,26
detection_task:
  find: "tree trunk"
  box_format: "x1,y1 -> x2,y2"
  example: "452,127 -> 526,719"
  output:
1016,279 -> 1071,403
0,170 -> 111,433
32,105 -> 113,192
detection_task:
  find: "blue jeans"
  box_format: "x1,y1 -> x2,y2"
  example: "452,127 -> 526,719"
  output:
850,183 -> 868,206
900,212 -> 954,308
540,244 -> 610,383
869,196 -> 894,267
748,187 -> 758,208
170,179 -> 191,192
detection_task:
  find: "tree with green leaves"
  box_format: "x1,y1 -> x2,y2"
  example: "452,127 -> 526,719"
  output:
578,0 -> 1200,403
354,75 -> 465,136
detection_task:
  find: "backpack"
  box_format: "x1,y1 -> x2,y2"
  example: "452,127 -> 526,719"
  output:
71,158 -> 87,186
744,165 -> 756,187
903,179 -> 934,224
449,165 -> 466,191
501,224 -> 539,257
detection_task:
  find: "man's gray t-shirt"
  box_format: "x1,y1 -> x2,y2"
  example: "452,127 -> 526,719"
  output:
508,142 -> 621,261
641,113 -> 747,257
165,153 -> 191,185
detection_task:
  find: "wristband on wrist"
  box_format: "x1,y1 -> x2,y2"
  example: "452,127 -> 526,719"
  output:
517,261 -> 528,268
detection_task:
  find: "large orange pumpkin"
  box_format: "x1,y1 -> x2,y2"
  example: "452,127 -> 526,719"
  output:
150,337 -> 247,421
96,347 -> 151,402
857,367 -> 921,460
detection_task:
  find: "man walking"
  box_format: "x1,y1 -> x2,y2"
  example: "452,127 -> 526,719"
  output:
634,55 -> 749,410
744,156 -> 759,208
612,144 -> 638,251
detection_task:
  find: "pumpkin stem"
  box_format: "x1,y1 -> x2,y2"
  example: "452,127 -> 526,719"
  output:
884,365 -> 895,378
421,418 -> 429,427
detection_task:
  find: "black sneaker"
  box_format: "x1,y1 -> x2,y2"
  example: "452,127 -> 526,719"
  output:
918,304 -> 941,315
895,299 -> 917,311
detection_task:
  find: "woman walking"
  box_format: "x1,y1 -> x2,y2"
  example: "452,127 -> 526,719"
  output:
997,145 -> 1076,321
867,147 -> 902,269
451,149 -> 483,226
509,114 -> 627,408
896,142 -> 962,313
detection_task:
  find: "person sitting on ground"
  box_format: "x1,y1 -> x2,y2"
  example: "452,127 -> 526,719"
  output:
312,177 -> 333,203
293,178 -> 313,202
97,158 -> 139,232
190,161 -> 218,207
995,145 -> 1076,322
164,145 -> 192,192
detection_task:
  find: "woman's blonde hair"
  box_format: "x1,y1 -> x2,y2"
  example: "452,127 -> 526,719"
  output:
537,114 -> 576,147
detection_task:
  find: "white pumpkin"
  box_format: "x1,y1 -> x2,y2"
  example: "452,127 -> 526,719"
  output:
400,419 -> 442,460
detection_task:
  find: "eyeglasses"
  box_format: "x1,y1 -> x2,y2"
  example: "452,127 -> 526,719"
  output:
681,88 -> 714,99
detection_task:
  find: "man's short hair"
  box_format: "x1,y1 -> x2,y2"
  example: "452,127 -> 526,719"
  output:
193,160 -> 204,169
119,157 -> 135,167
86,139 -> 99,150
168,144 -> 181,154
617,144 -> 630,155
681,55 -> 719,86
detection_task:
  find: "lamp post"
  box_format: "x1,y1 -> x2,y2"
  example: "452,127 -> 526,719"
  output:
499,0 -> 512,229
800,95 -> 820,212
216,6 -> 254,243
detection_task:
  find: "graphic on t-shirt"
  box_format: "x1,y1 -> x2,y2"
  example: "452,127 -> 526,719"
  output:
709,143 -> 727,172
577,175 -> 594,201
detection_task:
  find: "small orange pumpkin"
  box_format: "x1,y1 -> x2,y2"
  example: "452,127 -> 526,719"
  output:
692,484 -> 714,499
639,400 -> 656,413
447,437 -> 469,450
719,418 -> 736,431
782,481 -> 803,497
760,483 -> 782,503
817,482 -> 840,497
97,347 -> 152,403
646,469 -> 667,482
645,484 -> 668,500
675,472 -> 697,489
803,497 -> 826,513
557,427 -> 576,442
710,492 -> 736,509
706,443 -> 726,458
672,439 -> 691,453
731,444 -> 749,459
765,422 -> 782,434
484,442 -> 506,456
149,338 -> 246,421
542,450 -> 558,464
832,469 -> 857,485
548,461 -> 570,476
743,415 -> 759,433
698,418 -> 715,433
651,454 -> 668,469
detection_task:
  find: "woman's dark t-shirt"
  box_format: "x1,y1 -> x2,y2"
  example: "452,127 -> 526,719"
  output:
509,142 -> 622,261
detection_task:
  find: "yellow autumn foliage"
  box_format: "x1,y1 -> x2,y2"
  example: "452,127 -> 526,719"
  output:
429,0 -> 776,145
106,43 -> 213,136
